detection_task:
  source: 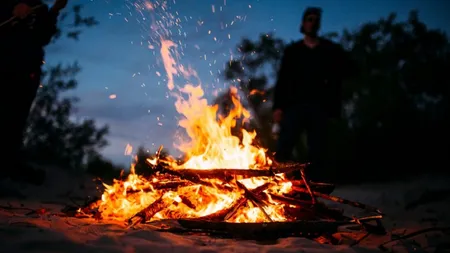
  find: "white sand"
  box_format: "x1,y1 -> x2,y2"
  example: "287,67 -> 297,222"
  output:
1,168 -> 449,253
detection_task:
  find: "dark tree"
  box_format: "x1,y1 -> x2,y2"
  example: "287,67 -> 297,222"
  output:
23,3 -> 109,171
340,11 -> 450,177
221,11 -> 450,183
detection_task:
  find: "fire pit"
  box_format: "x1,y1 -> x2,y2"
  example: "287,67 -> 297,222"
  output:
65,153 -> 385,244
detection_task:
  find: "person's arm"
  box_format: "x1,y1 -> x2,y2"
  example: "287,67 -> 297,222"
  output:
272,46 -> 292,111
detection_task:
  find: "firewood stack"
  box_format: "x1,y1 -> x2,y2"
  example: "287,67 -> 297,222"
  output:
65,160 -> 386,243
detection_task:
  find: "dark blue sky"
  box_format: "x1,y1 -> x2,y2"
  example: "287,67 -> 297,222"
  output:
45,0 -> 450,165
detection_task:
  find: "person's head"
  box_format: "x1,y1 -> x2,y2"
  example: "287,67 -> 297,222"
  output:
300,7 -> 322,37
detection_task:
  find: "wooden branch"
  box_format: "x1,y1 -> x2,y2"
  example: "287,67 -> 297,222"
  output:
148,160 -> 307,180
235,180 -> 273,222
152,164 -> 232,190
176,165 -> 305,179
223,182 -> 271,221
128,193 -> 201,226
181,183 -> 271,222
287,180 -> 336,195
300,168 -> 317,204
179,196 -> 196,210
268,193 -> 313,207
292,186 -> 383,214
126,181 -> 193,194
128,196 -> 169,226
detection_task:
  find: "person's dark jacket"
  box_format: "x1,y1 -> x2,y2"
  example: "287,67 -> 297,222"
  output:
272,38 -> 353,118
0,0 -> 58,71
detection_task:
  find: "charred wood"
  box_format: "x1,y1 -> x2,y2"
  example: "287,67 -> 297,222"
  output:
126,181 -> 193,194
269,193 -> 313,207
292,186 -> 383,214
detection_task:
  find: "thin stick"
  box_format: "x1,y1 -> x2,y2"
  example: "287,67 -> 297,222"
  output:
292,186 -> 383,214
300,168 -> 316,204
155,145 -> 164,163
268,193 -> 313,206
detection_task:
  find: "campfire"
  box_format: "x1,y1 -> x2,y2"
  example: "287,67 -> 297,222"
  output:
71,154 -> 385,242
63,2 -> 385,244
69,77 -> 385,242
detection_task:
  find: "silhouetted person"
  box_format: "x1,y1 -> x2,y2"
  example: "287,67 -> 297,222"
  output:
0,0 -> 67,185
272,7 -> 353,180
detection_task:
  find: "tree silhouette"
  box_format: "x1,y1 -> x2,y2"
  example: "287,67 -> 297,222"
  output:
342,11 -> 449,177
42,1 -> 98,41
24,63 -> 109,169
22,3 -> 110,172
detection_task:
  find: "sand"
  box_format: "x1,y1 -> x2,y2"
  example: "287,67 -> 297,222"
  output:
1,167 -> 449,253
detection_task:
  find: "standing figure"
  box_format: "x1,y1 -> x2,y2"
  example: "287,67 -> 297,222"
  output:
272,7 -> 353,180
0,0 -> 67,184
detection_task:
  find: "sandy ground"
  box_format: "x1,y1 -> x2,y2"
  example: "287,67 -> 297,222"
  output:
0,167 -> 449,253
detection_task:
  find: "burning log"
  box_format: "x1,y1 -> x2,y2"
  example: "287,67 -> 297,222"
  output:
188,183 -> 271,222
179,196 -> 196,209
223,182 -> 271,221
126,181 -> 193,194
128,193 -> 202,226
150,163 -> 233,191
235,180 -> 273,222
176,165 -> 306,180
128,196 -> 169,226
148,159 -> 307,180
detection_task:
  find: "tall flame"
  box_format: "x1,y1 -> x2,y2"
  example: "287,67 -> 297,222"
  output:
159,39 -> 270,170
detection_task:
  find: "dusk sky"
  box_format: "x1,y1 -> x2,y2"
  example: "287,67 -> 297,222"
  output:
45,0 -> 450,166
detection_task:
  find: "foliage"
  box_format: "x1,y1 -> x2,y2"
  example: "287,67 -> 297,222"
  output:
23,2 -> 109,171
339,11 -> 450,180
221,11 -> 450,183
42,1 -> 99,41
24,63 -> 109,169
